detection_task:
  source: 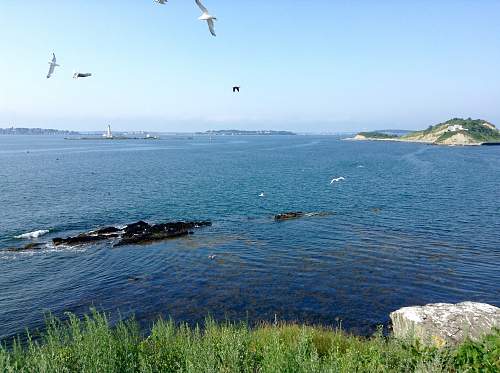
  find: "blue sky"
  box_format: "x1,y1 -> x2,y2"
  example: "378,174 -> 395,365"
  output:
1,0 -> 500,132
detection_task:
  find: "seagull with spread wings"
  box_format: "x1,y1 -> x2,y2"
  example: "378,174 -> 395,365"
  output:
46,53 -> 59,79
195,0 -> 217,37
155,0 -> 167,4
330,177 -> 345,184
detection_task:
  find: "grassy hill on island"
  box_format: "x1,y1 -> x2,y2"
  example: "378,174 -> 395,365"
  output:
354,118 -> 500,145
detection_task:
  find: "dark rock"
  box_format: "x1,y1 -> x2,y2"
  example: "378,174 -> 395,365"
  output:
94,226 -> 121,235
116,230 -> 190,247
5,243 -> 45,252
274,212 -> 305,221
116,221 -> 211,247
53,233 -> 119,246
124,221 -> 150,235
51,220 -> 212,248
274,211 -> 333,221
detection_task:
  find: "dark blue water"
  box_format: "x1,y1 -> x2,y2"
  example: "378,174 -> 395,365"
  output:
0,135 -> 499,340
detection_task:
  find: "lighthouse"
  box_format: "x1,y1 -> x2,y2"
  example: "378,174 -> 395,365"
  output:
103,124 -> 113,139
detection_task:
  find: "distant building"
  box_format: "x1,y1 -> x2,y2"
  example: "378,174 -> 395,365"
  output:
447,124 -> 468,132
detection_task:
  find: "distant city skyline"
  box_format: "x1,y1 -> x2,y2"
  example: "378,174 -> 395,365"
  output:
1,1 -> 500,132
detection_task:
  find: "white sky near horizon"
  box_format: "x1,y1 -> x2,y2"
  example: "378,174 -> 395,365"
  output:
1,0 -> 500,133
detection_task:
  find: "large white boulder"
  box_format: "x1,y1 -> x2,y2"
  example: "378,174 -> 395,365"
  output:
390,302 -> 500,347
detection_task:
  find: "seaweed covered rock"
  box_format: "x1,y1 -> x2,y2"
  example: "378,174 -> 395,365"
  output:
274,211 -> 332,221
274,212 -> 305,221
5,243 -> 46,252
115,221 -> 212,247
52,220 -> 212,247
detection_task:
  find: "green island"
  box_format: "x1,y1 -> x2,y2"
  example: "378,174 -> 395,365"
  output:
1,311 -> 498,372
356,131 -> 399,140
353,118 -> 500,146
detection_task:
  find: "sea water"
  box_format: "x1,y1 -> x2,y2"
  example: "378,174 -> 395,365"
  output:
0,135 -> 499,339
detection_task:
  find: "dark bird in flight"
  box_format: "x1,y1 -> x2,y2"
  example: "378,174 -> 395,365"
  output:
233,86 -> 240,93
73,72 -> 92,79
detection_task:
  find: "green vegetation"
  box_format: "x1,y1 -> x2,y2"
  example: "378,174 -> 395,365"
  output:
357,118 -> 500,144
1,310 -> 499,372
406,118 -> 500,144
424,118 -> 500,143
358,131 -> 399,139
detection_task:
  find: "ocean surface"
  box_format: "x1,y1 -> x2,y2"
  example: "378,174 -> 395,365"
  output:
0,135 -> 499,340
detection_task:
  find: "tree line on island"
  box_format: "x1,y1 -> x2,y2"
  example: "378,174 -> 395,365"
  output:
0,127 -> 80,136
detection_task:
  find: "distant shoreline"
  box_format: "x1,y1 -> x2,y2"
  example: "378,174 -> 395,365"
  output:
0,128 -> 79,136
1,128 -> 297,137
196,130 -> 297,136
66,136 -> 160,141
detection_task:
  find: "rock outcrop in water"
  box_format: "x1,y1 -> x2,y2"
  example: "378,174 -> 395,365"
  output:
52,220 -> 212,247
275,212 -> 306,221
115,221 -> 211,247
274,211 -> 332,221
390,302 -> 500,347
5,243 -> 46,252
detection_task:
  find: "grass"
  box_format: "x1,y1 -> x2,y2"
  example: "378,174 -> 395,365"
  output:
1,310 -> 499,372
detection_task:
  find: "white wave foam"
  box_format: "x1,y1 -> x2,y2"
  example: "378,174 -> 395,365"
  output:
14,229 -> 50,239
1,242 -> 88,261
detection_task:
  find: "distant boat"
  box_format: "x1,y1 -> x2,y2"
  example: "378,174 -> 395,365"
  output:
103,124 -> 113,139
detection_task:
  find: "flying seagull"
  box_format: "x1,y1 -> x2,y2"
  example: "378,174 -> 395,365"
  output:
46,53 -> 59,79
73,72 -> 92,79
233,86 -> 240,93
155,0 -> 167,4
196,0 -> 217,37
330,177 -> 345,184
